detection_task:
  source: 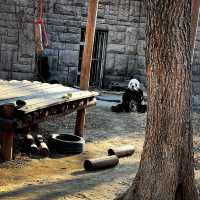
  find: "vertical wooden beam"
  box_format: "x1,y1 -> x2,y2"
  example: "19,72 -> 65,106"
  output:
80,0 -> 99,90
2,131 -> 14,161
0,104 -> 15,161
74,0 -> 99,136
192,0 -> 200,54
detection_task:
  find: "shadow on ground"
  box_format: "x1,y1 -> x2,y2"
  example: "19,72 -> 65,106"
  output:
0,162 -> 139,200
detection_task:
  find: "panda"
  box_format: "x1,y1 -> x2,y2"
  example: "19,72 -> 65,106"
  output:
111,79 -> 147,113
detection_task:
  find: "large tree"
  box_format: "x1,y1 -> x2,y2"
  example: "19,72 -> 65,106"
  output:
116,0 -> 199,199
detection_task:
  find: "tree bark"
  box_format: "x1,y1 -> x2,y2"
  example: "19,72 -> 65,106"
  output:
116,0 -> 199,200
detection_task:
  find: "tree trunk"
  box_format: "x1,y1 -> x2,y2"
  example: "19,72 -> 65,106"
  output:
116,0 -> 199,200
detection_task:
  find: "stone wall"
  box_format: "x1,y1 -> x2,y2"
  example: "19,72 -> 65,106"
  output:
44,0 -> 146,86
0,0 -> 35,80
0,0 -> 149,86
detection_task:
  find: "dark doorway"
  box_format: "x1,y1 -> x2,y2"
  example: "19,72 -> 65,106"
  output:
78,28 -> 108,88
36,56 -> 50,82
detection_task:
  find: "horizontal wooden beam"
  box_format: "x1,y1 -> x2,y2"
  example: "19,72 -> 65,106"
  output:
16,97 -> 96,129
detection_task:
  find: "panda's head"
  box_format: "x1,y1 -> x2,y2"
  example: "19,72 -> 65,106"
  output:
128,79 -> 140,91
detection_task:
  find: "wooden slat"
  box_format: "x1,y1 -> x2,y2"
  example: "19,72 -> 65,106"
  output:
0,81 -> 43,100
0,80 -> 79,100
0,80 -> 63,95
0,87 -> 87,105
0,80 -> 98,114
19,91 -> 98,114
0,81 -> 70,101
0,84 -> 77,105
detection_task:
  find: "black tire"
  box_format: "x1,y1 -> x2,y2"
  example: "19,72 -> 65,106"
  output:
48,134 -> 85,154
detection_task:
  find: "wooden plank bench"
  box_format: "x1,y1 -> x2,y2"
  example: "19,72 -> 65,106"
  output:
0,80 -> 98,161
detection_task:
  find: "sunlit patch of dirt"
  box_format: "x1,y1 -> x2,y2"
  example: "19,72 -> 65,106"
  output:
0,101 -> 200,200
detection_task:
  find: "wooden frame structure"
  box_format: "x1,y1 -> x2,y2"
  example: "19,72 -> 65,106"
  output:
0,0 -> 100,161
0,80 -> 98,161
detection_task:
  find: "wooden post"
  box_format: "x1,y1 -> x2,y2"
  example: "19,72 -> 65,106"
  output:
74,0 -> 99,136
2,132 -> 14,161
192,0 -> 200,54
0,104 -> 15,161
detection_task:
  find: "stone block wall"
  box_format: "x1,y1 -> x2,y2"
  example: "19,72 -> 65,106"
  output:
43,0 -> 146,85
0,0 -> 147,85
43,0 -> 83,83
0,0 -> 35,80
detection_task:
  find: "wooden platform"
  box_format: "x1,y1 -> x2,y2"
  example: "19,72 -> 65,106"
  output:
0,80 -> 97,113
0,80 -> 98,161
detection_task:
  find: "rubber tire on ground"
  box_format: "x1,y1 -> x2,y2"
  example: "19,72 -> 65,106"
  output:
48,134 -> 85,154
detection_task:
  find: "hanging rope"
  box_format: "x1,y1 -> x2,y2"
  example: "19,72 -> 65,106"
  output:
38,0 -> 48,47
35,0 -> 48,54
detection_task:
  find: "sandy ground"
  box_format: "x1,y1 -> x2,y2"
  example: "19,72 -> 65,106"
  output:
0,97 -> 200,200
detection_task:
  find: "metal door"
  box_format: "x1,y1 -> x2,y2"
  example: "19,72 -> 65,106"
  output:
78,29 -> 108,88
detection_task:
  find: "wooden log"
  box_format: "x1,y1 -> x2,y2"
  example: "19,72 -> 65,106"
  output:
30,143 -> 39,154
25,134 -> 39,154
84,155 -> 119,171
35,134 -> 49,157
26,133 -> 34,145
38,142 -> 49,157
75,0 -> 99,137
108,145 -> 135,158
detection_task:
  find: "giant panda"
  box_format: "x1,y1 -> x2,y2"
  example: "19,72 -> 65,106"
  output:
111,79 -> 147,113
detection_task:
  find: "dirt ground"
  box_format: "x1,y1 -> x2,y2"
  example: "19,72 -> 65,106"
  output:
0,97 -> 200,200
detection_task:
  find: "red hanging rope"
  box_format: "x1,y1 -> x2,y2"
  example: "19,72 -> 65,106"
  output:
39,0 -> 44,20
35,0 -> 48,47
